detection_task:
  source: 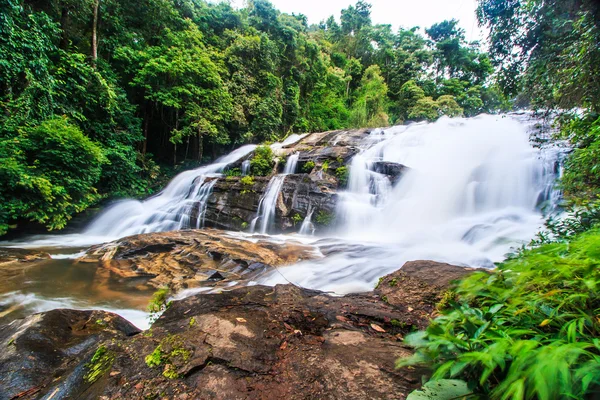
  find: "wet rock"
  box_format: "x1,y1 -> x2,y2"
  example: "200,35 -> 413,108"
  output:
203,174 -> 337,234
0,248 -> 51,265
80,229 -> 318,291
372,162 -> 409,185
0,309 -> 139,400
375,260 -> 484,328
0,259 -> 479,399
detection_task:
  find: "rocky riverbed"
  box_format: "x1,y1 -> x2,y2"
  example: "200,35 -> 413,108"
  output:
0,254 -> 477,400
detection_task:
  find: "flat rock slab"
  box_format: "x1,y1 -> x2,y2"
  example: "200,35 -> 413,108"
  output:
80,229 -> 319,291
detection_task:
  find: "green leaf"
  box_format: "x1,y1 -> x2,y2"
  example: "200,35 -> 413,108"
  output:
407,380 -> 473,400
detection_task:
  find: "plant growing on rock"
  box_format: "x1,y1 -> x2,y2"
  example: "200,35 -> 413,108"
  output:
240,176 -> 255,186
292,213 -> 303,226
250,146 -> 275,176
336,166 -> 350,187
302,160 -> 315,173
147,288 -> 170,324
225,168 -> 241,177
84,345 -> 115,383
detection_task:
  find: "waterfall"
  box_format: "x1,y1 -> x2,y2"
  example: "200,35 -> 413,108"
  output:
260,114 -> 567,293
84,145 -> 258,238
283,153 -> 299,174
250,175 -> 287,234
299,209 -> 315,235
241,160 -> 251,176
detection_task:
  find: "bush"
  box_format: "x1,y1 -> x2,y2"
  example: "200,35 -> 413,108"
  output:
398,229 -> 600,399
303,160 -> 315,173
225,168 -> 241,177
240,176 -> 255,186
0,117 -> 106,234
335,166 -> 349,187
250,145 -> 274,176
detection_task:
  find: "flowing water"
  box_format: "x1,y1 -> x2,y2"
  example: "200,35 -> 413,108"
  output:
250,175 -> 287,234
284,152 -> 300,174
0,114 -> 566,326
259,115 -> 565,292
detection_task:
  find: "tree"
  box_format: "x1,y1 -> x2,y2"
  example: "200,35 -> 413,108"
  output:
0,117 -> 105,234
130,22 -> 233,162
350,65 -> 389,127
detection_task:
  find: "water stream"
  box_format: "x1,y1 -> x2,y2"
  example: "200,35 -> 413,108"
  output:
0,114 -> 566,327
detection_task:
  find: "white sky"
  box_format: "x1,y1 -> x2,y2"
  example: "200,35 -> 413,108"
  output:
226,0 -> 486,42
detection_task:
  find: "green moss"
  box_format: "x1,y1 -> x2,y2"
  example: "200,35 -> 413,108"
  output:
145,345 -> 163,368
189,317 -> 196,327
162,364 -> 180,379
335,166 -> 349,187
322,160 -> 329,171
302,160 -> 315,173
389,278 -> 398,287
381,295 -> 388,303
147,288 -> 171,324
84,345 -> 115,383
390,319 -> 407,328
241,221 -> 249,230
376,277 -> 384,289
7,338 -> 15,346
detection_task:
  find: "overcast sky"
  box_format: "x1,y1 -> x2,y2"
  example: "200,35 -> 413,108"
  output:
226,0 -> 486,42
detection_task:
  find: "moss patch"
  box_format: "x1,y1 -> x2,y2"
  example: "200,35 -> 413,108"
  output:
84,345 -> 115,383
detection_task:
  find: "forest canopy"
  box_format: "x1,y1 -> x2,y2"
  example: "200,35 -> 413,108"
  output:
0,0 -> 507,235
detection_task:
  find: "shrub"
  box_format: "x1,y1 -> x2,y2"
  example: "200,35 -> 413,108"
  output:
398,229 -> 600,399
240,176 -> 255,186
335,166 -> 349,187
250,145 -> 274,176
0,117 -> 106,234
303,160 -> 315,173
560,116 -> 600,200
225,168 -> 241,177
292,213 -> 303,225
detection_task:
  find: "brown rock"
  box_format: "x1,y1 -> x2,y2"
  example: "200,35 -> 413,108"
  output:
375,260 -> 484,328
80,229 -> 318,291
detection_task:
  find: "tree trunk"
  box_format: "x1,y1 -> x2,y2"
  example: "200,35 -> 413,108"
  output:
59,5 -> 70,50
91,0 -> 99,64
197,132 -> 203,162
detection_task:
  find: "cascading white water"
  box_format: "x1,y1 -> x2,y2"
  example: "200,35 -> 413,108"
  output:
284,153 -> 299,174
260,114 -> 566,293
241,160 -> 251,176
250,175 -> 287,234
299,208 -> 315,235
84,145 -> 258,238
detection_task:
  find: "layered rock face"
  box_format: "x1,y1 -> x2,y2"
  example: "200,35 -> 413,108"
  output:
0,261 -> 476,400
80,229 -> 319,291
196,128 -> 407,234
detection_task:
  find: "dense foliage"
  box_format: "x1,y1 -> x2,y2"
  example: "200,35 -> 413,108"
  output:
0,0 -> 504,235
399,229 -> 600,399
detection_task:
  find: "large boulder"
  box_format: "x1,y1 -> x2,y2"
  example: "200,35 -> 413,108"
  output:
0,309 -> 139,400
